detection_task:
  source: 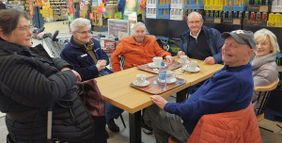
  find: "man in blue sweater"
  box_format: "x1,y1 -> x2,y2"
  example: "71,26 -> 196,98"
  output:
144,30 -> 256,143
179,11 -> 224,65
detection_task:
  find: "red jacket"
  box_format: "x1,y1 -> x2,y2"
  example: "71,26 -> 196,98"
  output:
188,104 -> 262,143
111,35 -> 171,72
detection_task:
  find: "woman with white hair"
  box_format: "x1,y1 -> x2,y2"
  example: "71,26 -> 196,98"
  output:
252,28 -> 280,110
111,22 -> 173,72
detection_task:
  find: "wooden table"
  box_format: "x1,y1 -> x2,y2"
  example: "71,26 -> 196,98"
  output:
96,59 -> 223,143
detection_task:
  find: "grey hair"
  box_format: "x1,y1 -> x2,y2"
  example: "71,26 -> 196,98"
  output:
131,22 -> 148,35
187,11 -> 203,22
254,28 -> 280,54
70,18 -> 91,32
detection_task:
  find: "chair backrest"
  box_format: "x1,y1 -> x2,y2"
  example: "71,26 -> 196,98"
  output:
254,79 -> 279,115
119,55 -> 125,70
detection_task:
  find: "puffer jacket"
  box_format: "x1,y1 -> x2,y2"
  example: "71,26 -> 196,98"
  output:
180,26 -> 224,64
0,39 -> 95,143
187,104 -> 262,143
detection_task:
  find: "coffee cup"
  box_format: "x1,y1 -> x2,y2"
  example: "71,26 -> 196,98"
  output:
152,57 -> 163,67
136,74 -> 147,84
166,71 -> 176,82
186,62 -> 197,71
179,55 -> 188,64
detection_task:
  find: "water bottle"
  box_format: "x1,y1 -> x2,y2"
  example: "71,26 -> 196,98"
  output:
158,62 -> 167,90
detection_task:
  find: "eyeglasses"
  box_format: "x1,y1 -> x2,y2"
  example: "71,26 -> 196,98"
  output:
17,25 -> 31,32
188,20 -> 201,24
75,30 -> 92,35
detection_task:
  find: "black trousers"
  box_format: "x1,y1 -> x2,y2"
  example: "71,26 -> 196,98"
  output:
93,116 -> 107,143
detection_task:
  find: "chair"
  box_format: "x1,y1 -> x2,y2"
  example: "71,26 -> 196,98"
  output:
117,55 -> 126,128
254,79 -> 279,115
119,55 -> 125,70
119,114 -> 126,128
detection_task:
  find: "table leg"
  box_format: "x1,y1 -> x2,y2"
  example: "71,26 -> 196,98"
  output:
176,88 -> 188,103
129,111 -> 142,143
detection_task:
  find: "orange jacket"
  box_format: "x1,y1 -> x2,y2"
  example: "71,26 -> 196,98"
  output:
188,104 -> 262,143
111,35 -> 171,72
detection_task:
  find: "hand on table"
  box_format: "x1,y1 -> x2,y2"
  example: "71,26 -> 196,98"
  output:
204,56 -> 216,65
150,95 -> 168,110
164,55 -> 173,63
177,51 -> 185,57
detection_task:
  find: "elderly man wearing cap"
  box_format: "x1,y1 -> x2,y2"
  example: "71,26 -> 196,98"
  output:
143,30 -> 259,143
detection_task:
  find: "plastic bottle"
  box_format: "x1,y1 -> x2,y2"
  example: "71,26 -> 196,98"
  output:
158,62 -> 167,90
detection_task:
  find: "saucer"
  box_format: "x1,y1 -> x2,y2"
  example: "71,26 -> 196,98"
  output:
148,63 -> 167,68
166,78 -> 177,84
157,78 -> 177,84
132,80 -> 150,87
177,59 -> 188,64
182,66 -> 200,73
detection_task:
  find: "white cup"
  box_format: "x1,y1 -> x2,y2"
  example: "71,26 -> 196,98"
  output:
136,74 -> 147,84
179,55 -> 188,64
152,57 -> 163,67
186,62 -> 197,71
166,71 -> 176,81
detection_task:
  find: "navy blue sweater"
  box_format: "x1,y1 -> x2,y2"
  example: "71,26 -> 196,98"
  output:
180,26 -> 224,64
164,64 -> 254,133
60,37 -> 110,81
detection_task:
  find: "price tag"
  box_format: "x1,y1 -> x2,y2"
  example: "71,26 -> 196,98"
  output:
233,19 -> 241,25
214,18 -> 221,24
259,6 -> 268,12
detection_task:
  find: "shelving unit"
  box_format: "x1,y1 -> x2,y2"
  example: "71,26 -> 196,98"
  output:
144,0 -> 282,52
6,0 -> 25,11
268,0 -> 282,28
49,0 -> 68,21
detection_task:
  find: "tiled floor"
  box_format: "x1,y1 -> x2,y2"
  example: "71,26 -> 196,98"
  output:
1,111 -> 282,143
0,21 -> 281,143
0,111 -> 155,143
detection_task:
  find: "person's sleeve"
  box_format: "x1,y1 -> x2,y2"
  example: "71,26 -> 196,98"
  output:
254,66 -> 278,87
179,33 -> 187,53
60,48 -> 99,81
1,57 -> 77,108
164,74 -> 240,121
111,42 -> 124,72
212,29 -> 224,64
52,58 -> 73,70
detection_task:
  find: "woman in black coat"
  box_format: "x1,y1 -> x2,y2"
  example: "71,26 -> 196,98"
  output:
0,9 -> 96,143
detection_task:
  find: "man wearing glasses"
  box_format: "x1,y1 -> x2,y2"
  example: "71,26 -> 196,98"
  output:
61,18 -> 110,80
178,11 -> 224,65
60,18 -> 123,142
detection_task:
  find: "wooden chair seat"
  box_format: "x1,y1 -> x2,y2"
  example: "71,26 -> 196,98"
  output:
254,79 -> 279,115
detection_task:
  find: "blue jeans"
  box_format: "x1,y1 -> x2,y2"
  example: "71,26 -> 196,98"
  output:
105,103 -> 124,123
